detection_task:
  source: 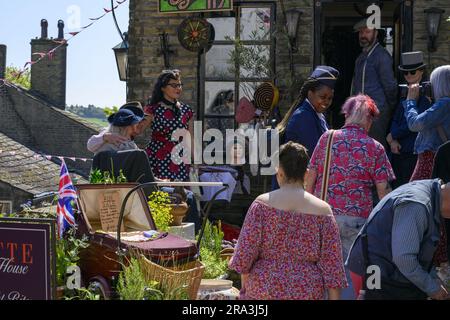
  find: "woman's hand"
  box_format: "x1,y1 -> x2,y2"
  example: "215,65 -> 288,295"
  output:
390,140 -> 402,155
103,132 -> 128,146
407,83 -> 420,101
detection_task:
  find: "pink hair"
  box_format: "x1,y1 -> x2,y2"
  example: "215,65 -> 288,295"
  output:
341,94 -> 380,125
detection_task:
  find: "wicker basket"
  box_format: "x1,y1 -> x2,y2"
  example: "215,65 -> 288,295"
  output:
139,255 -> 205,300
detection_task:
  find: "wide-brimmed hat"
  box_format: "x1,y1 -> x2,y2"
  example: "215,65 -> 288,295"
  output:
120,101 -> 145,117
108,108 -> 143,127
310,66 -> 339,89
398,51 -> 426,72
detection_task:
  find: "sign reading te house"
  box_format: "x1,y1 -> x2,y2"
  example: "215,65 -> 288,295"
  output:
0,218 -> 56,300
159,0 -> 232,13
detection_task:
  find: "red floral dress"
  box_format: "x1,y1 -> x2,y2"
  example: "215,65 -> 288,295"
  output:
144,102 -> 193,181
309,125 -> 395,218
229,200 -> 348,300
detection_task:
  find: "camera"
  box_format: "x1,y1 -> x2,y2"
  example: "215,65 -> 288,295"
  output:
399,81 -> 432,99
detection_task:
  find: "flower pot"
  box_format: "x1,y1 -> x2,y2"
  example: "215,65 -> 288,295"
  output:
56,286 -> 65,300
169,203 -> 188,226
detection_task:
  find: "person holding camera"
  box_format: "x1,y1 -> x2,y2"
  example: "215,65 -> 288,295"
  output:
404,64 -> 450,181
386,52 -> 432,188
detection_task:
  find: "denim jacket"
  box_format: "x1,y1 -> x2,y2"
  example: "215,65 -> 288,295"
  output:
403,97 -> 450,153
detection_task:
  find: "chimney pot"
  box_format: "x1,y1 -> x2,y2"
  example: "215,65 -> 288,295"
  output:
40,19 -> 48,39
57,20 -> 65,40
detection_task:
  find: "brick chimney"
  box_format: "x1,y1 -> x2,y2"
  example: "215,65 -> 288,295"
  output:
0,44 -> 6,80
30,19 -> 67,109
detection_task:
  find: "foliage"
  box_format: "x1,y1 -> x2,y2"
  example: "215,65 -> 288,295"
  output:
197,220 -> 228,279
147,191 -> 173,232
66,104 -> 109,119
64,286 -> 101,300
5,66 -> 31,89
56,228 -> 90,287
117,256 -> 150,300
103,106 -> 119,117
199,247 -> 229,279
89,168 -> 127,184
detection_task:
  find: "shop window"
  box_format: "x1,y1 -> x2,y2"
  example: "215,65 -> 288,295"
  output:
202,3 -> 275,135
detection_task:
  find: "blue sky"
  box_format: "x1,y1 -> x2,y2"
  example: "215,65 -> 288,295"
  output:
0,0 -> 129,108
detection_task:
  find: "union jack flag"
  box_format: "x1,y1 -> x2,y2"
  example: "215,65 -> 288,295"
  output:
56,160 -> 77,238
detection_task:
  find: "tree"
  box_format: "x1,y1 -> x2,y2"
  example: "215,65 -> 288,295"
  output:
5,66 -> 31,89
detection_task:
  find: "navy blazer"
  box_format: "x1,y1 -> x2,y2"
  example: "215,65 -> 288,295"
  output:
285,100 -> 328,157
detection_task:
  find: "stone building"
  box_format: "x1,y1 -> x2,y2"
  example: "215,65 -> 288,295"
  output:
0,21 -> 97,212
125,0 -> 449,226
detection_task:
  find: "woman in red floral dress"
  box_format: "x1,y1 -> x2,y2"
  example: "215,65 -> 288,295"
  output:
144,70 -> 194,181
229,142 -> 347,299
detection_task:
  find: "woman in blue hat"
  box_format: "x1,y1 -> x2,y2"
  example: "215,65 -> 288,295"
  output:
273,66 -> 339,190
93,108 -> 143,155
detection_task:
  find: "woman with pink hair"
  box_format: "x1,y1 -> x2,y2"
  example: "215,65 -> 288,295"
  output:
306,94 -> 395,299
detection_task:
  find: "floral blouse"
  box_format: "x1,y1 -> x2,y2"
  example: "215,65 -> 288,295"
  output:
229,200 -> 348,300
309,125 -> 395,218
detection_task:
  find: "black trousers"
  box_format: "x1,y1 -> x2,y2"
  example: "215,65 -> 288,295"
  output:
391,153 -> 418,189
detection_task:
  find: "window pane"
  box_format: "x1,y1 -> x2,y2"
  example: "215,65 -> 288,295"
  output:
208,17 -> 235,41
239,45 -> 271,78
240,7 -> 271,41
205,81 -> 235,116
205,45 -> 235,79
239,82 -> 262,101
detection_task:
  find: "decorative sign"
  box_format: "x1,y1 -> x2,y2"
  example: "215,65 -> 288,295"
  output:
158,0 -> 232,13
177,18 -> 215,52
98,191 -> 123,232
0,218 -> 56,300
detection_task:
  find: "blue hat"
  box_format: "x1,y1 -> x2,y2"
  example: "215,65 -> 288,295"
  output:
310,66 -> 339,89
108,108 -> 143,127
120,101 -> 145,118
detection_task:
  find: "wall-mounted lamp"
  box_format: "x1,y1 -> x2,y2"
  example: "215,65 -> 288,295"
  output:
112,32 -> 128,81
424,7 -> 445,52
158,32 -> 175,69
285,9 -> 302,53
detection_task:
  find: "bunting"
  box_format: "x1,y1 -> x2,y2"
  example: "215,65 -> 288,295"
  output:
1,0 -> 129,82
0,149 -> 92,162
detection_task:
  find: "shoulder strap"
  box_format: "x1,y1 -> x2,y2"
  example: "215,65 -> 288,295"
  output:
321,130 -> 335,202
437,125 -> 448,144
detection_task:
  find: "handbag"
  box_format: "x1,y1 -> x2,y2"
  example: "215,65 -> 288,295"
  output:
320,130 -> 336,202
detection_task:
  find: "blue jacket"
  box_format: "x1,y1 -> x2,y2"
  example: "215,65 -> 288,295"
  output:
390,95 -> 431,154
285,99 -> 328,157
352,42 -> 398,112
403,97 -> 450,153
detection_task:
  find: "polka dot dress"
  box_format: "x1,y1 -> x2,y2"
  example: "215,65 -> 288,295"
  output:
144,102 -> 193,181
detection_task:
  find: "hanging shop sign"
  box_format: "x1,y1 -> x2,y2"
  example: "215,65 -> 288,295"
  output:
159,0 -> 232,13
0,218 -> 56,300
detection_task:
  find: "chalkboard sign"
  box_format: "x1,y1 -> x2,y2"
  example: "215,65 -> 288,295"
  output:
0,218 -> 56,300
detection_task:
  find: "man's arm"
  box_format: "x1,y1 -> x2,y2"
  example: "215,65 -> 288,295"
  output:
377,51 -> 398,109
391,203 -> 443,297
86,130 -> 128,153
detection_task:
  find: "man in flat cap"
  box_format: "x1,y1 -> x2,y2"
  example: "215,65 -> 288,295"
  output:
352,18 -> 398,150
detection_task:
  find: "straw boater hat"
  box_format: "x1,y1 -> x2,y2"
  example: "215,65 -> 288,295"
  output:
398,51 -> 427,72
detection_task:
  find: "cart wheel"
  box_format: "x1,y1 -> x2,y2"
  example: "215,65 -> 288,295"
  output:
88,277 -> 112,300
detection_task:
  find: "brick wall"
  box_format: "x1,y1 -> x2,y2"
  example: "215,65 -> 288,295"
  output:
30,39 -> 67,109
3,85 -> 100,176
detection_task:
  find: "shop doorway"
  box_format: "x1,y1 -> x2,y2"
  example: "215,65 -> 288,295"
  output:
315,0 -> 412,129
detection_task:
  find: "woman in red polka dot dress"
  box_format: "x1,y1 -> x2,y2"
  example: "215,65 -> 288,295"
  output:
144,70 -> 194,181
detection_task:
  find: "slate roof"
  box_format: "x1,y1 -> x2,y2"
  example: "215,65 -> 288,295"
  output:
0,132 -> 87,195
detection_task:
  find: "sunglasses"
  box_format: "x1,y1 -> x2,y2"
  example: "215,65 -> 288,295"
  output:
166,83 -> 183,89
403,69 -> 423,76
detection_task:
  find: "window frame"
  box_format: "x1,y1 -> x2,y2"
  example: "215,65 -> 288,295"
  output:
200,2 -> 277,129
